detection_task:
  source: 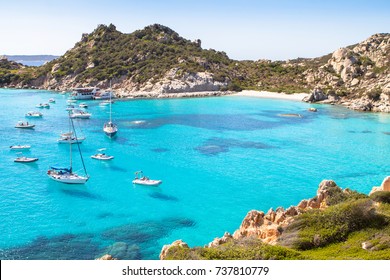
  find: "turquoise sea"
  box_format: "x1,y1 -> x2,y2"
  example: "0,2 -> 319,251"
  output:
1,89 -> 390,259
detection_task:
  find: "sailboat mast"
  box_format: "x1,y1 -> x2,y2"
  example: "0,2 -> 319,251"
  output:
69,113 -> 72,172
109,80 -> 112,123
70,115 -> 88,176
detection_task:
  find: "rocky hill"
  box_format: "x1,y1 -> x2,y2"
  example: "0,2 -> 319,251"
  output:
1,25 -> 389,111
29,24 -> 237,96
302,33 -> 390,112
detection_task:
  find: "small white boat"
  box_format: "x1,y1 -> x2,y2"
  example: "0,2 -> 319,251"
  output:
14,156 -> 38,163
79,103 -> 88,108
91,148 -> 114,160
15,121 -> 35,129
91,153 -> 114,160
25,111 -> 43,118
36,103 -> 50,108
10,145 -> 31,150
70,109 -> 91,119
132,171 -> 162,186
67,99 -> 77,103
48,98 -> 56,103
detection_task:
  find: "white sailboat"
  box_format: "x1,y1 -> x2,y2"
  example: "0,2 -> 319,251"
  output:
103,82 -> 118,138
48,112 -> 89,184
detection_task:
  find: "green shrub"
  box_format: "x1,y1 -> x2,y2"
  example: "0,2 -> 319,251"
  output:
281,199 -> 388,250
164,239 -> 304,260
367,88 -> 382,101
370,191 -> 390,204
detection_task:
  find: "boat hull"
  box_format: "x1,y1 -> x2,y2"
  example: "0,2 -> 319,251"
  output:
15,125 -> 35,129
14,157 -> 38,163
57,137 -> 85,144
10,145 -> 31,150
47,172 -> 88,184
104,130 -> 117,138
132,179 -> 162,186
91,155 -> 114,160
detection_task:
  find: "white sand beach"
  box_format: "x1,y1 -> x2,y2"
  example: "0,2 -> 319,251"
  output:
232,90 -> 309,101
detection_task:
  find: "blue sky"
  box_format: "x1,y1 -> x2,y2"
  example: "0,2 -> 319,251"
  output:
1,0 -> 389,60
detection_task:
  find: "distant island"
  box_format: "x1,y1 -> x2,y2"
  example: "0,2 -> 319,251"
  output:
0,24 -> 389,112
1,55 -> 59,66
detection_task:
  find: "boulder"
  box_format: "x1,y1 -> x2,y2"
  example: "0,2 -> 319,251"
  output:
95,254 -> 116,260
207,232 -> 233,248
303,88 -> 328,102
159,240 -> 189,260
382,176 -> 390,191
369,176 -> 390,195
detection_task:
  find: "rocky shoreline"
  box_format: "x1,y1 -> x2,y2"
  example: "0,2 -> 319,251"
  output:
159,177 -> 390,260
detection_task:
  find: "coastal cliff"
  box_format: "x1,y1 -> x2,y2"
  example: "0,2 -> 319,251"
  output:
0,24 -> 389,111
160,179 -> 390,260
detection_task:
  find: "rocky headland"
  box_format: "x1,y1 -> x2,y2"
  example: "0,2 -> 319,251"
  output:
0,24 -> 389,112
160,178 -> 390,260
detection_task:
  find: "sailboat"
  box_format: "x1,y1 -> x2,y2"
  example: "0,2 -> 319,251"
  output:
103,82 -> 118,138
47,112 -> 89,184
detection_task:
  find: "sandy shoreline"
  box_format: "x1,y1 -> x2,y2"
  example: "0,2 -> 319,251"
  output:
231,90 -> 309,101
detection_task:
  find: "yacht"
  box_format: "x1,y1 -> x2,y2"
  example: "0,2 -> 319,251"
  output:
70,87 -> 100,100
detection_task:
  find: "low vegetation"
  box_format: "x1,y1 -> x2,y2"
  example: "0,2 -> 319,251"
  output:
163,238 -> 304,260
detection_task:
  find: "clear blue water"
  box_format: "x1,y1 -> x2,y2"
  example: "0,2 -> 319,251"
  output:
1,89 -> 390,259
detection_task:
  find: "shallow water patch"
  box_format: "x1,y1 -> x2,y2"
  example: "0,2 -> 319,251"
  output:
195,137 -> 274,156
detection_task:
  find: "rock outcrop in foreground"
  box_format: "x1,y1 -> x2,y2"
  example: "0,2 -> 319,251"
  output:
370,176 -> 390,195
160,179 -> 365,259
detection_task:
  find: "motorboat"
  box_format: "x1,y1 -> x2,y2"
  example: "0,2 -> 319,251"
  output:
10,145 -> 31,150
67,99 -> 77,103
90,148 -> 114,160
48,112 -> 89,184
91,153 -> 114,160
79,103 -> 88,108
132,171 -> 162,186
36,103 -> 50,108
15,121 -> 35,129
25,111 -> 43,118
14,156 -> 39,163
70,109 -> 91,119
48,98 -> 56,103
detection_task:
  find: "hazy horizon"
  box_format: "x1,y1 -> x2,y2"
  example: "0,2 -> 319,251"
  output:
1,0 -> 389,60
